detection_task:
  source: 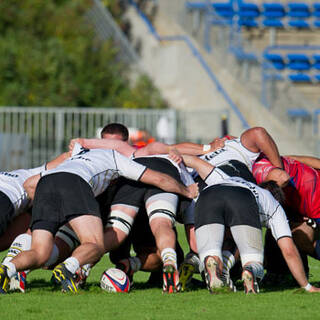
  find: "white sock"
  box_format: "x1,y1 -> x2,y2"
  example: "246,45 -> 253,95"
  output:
3,233 -> 32,265
161,248 -> 177,269
222,250 -> 235,276
63,257 -> 80,274
44,244 -> 59,268
3,261 -> 17,278
129,257 -> 142,272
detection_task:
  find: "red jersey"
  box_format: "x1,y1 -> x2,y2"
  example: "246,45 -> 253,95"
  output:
252,156 -> 320,219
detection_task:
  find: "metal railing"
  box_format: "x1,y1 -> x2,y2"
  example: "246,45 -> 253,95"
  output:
0,107 -> 228,170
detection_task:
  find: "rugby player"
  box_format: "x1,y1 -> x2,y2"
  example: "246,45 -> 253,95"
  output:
182,154 -> 320,293
0,145 -> 197,294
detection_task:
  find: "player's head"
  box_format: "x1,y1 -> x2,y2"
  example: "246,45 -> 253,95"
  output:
101,123 -> 129,141
259,180 -> 285,204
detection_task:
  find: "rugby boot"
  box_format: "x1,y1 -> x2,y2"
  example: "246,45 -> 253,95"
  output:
52,263 -> 78,293
163,262 -> 181,293
179,251 -> 200,291
242,265 -> 259,294
9,271 -> 27,293
74,264 -> 91,289
204,256 -> 224,293
0,264 -> 10,294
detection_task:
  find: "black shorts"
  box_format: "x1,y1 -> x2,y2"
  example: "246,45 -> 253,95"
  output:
0,191 -> 15,237
31,172 -> 101,235
111,157 -> 183,208
194,185 -> 261,230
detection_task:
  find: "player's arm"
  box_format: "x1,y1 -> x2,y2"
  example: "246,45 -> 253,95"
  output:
69,138 -> 135,158
139,168 -> 198,199
181,154 -> 215,180
23,174 -> 41,200
135,139 -> 225,157
46,152 -> 70,170
277,237 -> 320,292
286,155 -> 320,170
240,127 -> 283,169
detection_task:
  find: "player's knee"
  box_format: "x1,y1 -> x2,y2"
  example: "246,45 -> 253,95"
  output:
56,225 -> 80,252
105,210 -> 134,236
33,249 -> 52,267
148,209 -> 175,225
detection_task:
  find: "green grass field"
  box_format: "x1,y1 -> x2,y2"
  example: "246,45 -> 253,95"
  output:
1,225 -> 320,320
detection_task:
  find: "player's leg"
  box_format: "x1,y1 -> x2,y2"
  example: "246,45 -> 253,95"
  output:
145,192 -> 180,293
53,215 -> 105,293
194,186 -> 227,293
225,187 -> 264,294
104,204 -> 139,252
0,229 -> 54,294
103,179 -> 145,253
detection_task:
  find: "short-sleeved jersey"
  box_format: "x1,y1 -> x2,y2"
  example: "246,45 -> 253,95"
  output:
0,165 -> 45,216
200,138 -> 260,171
204,168 -> 291,240
42,146 -> 147,197
253,156 -> 320,219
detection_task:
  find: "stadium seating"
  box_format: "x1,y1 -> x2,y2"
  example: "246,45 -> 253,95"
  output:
262,3 -> 286,28
263,46 -> 320,84
186,1 -> 320,29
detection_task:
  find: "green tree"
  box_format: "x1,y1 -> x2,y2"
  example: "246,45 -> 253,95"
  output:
0,0 -> 167,109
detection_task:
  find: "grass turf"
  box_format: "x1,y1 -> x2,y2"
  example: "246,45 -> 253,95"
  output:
1,225 -> 320,320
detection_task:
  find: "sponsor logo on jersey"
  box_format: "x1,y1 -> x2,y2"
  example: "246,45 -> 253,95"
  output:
0,172 -> 19,178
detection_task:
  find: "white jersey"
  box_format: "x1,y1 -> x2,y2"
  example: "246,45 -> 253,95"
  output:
0,165 -> 46,216
42,146 -> 147,197
205,168 -> 291,240
200,138 -> 260,171
135,154 -> 195,186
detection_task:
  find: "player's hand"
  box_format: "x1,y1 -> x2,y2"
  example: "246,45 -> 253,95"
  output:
209,137 -> 227,151
187,183 -> 199,199
69,138 -> 84,153
169,148 -> 182,165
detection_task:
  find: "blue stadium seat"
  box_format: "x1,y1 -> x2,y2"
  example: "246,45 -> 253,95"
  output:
314,19 -> 320,28
288,20 -> 310,28
287,3 -> 311,28
313,3 -> 320,17
287,108 -> 311,118
262,3 -> 286,18
262,3 -> 285,28
287,3 -> 311,18
313,54 -> 320,69
314,74 -> 320,82
287,53 -> 311,71
263,53 -> 286,70
238,2 -> 260,27
211,2 -> 235,18
288,73 -> 312,82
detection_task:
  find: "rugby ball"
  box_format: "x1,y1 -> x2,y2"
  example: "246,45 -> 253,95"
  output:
100,268 -> 130,293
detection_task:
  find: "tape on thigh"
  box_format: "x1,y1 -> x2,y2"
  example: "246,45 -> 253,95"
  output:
105,205 -> 138,235
56,225 -> 80,251
145,193 -> 178,223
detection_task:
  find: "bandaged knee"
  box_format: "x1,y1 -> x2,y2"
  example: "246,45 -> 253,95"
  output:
106,210 -> 134,235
